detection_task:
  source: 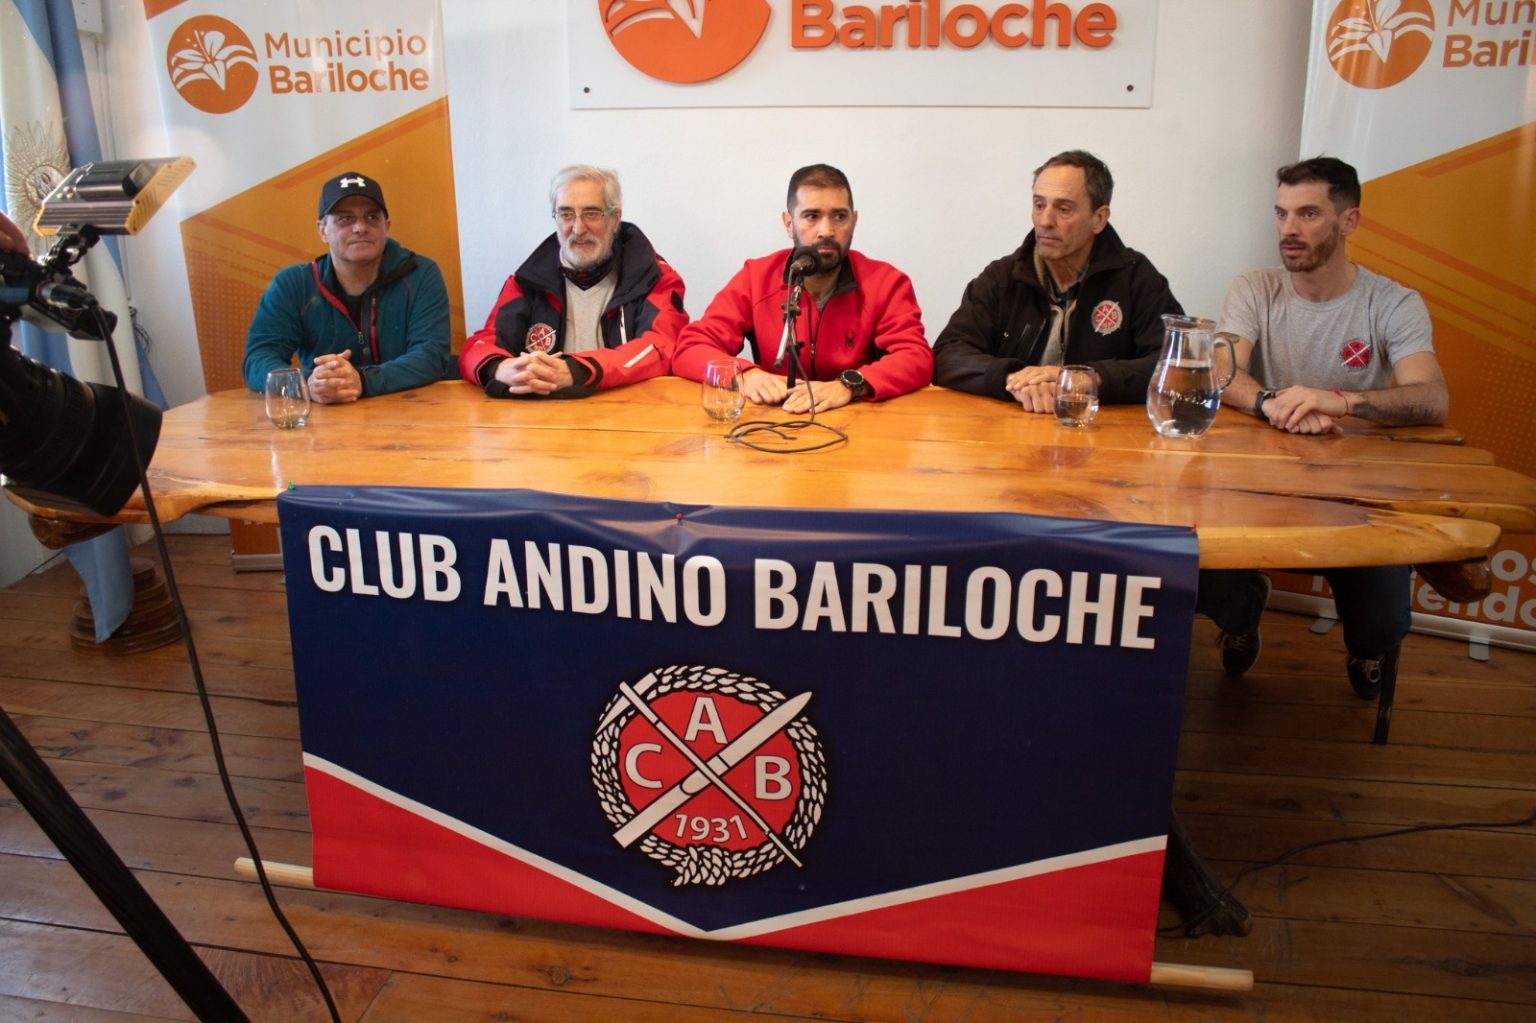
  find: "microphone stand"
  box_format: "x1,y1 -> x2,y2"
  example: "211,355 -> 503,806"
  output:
778,276 -> 804,391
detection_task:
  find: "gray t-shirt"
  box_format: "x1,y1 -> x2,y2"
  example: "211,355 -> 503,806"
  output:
1218,265 -> 1433,391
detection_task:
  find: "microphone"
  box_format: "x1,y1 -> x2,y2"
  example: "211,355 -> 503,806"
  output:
786,245 -> 821,279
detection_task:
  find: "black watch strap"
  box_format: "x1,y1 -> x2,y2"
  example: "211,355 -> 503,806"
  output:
1254,389 -> 1276,418
840,369 -> 868,400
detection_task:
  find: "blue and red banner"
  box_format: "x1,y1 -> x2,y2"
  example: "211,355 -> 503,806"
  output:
279,486 -> 1198,982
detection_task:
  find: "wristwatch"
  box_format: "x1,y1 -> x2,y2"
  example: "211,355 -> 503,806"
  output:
1253,389 -> 1277,418
839,369 -> 870,401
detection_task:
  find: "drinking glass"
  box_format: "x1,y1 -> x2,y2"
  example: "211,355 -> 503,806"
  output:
265,367 -> 310,429
701,360 -> 745,421
1055,365 -> 1099,428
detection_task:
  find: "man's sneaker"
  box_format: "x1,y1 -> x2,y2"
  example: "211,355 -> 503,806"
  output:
1347,644 -> 1400,701
1220,572 -> 1272,676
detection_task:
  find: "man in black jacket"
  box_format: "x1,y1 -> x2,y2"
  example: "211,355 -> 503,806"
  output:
932,150 -> 1181,412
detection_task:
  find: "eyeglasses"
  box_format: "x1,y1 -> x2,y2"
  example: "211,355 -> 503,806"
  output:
328,209 -> 386,228
553,206 -> 616,226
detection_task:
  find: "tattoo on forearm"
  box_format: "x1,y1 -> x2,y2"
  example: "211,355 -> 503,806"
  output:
1352,398 -> 1440,425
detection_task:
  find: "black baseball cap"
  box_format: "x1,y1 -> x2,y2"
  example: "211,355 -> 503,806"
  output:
317,172 -> 387,218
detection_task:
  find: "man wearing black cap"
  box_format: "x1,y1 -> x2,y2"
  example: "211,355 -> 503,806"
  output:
243,171 -> 451,403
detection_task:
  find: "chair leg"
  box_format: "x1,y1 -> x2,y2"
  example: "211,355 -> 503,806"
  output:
1372,664 -> 1397,745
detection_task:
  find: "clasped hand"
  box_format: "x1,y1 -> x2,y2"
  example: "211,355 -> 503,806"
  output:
308,350 -> 362,404
1263,385 -> 1347,435
740,367 -> 852,414
494,352 -> 575,395
1006,365 -> 1060,414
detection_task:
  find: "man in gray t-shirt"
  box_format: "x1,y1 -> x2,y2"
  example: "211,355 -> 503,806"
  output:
1201,157 -> 1450,738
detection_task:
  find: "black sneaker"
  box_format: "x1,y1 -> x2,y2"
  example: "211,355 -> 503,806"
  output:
1347,645 -> 1399,701
1219,572 -> 1272,676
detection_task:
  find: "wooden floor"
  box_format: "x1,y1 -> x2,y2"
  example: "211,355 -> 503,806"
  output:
1,535 -> 1532,1022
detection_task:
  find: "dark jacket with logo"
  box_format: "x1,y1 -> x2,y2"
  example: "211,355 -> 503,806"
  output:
931,224 -> 1181,405
458,222 -> 687,398
243,237 -> 452,397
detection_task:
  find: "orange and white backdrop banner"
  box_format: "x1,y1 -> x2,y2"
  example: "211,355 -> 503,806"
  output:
1300,0 -> 1536,640
569,0 -> 1158,107
142,0 -> 464,393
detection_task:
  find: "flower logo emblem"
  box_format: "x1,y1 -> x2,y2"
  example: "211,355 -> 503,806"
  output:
601,0 -> 772,84
167,16 -> 260,114
1326,0 -> 1435,90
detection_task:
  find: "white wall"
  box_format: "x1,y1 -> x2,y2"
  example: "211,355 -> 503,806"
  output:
99,0 -> 1312,409
440,1 -> 1313,348
1,0 -> 1312,587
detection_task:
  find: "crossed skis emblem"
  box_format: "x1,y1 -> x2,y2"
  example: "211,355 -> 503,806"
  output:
602,671 -> 812,867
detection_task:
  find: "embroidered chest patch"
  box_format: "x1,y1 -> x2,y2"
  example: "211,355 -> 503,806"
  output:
1339,338 -> 1372,368
1090,300 -> 1123,335
526,323 -> 557,353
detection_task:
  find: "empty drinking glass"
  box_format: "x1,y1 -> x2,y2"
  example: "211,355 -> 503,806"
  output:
265,367 -> 310,428
701,359 -> 745,421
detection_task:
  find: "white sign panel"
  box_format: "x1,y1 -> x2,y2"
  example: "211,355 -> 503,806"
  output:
569,0 -> 1159,108
1301,0 -> 1536,180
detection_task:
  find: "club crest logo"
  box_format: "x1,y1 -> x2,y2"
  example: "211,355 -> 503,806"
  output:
166,16 -> 260,114
601,0 -> 772,84
1090,300 -> 1123,335
525,323 -> 557,353
1340,338 -> 1373,368
591,665 -> 826,887
1325,0 -> 1435,90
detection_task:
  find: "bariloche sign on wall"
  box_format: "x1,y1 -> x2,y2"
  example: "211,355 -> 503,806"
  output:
569,0 -> 1159,108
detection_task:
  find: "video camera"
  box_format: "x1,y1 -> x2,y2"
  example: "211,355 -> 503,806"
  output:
0,158 -> 192,516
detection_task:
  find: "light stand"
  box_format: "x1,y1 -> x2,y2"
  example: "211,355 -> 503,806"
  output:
0,707 -> 251,1020
2,158 -> 335,1021
1,303 -> 249,1018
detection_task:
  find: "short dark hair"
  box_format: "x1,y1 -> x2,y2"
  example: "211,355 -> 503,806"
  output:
1276,157 -> 1361,211
1033,150 -> 1113,209
787,164 -> 853,212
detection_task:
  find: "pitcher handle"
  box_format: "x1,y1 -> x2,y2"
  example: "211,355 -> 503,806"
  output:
1213,335 -> 1237,391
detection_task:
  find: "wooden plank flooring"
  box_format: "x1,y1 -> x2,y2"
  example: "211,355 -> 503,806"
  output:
1,535 -> 1532,1021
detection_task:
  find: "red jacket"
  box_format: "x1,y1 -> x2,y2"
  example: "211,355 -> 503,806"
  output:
459,222 -> 686,397
673,248 -> 932,401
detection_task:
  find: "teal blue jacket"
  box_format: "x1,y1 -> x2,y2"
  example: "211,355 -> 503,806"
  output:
243,237 -> 451,396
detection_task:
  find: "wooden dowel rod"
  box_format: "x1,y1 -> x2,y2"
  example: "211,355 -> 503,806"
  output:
232,858 -> 1254,991
234,857 -> 314,888
1149,961 -> 1254,991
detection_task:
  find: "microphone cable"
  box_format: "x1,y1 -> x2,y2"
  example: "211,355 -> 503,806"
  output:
87,302 -> 343,1022
728,278 -> 849,454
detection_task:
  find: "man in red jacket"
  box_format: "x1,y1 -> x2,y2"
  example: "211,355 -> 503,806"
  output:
459,165 -> 687,399
673,164 -> 932,414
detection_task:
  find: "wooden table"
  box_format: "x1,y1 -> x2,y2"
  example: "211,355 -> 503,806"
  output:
79,378 -> 1536,572
18,377 -> 1535,958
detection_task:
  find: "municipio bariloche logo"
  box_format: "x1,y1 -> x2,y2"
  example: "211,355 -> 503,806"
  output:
602,0 -> 773,84
166,15 -> 260,114
1326,0 -> 1435,89
592,665 -> 826,887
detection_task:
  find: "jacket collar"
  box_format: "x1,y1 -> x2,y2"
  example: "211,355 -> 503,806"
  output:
781,246 -> 860,303
517,221 -> 662,304
1012,222 -> 1133,292
314,237 -> 415,296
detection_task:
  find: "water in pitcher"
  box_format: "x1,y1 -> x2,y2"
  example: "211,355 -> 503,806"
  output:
1147,314 -> 1233,439
1147,359 -> 1221,438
